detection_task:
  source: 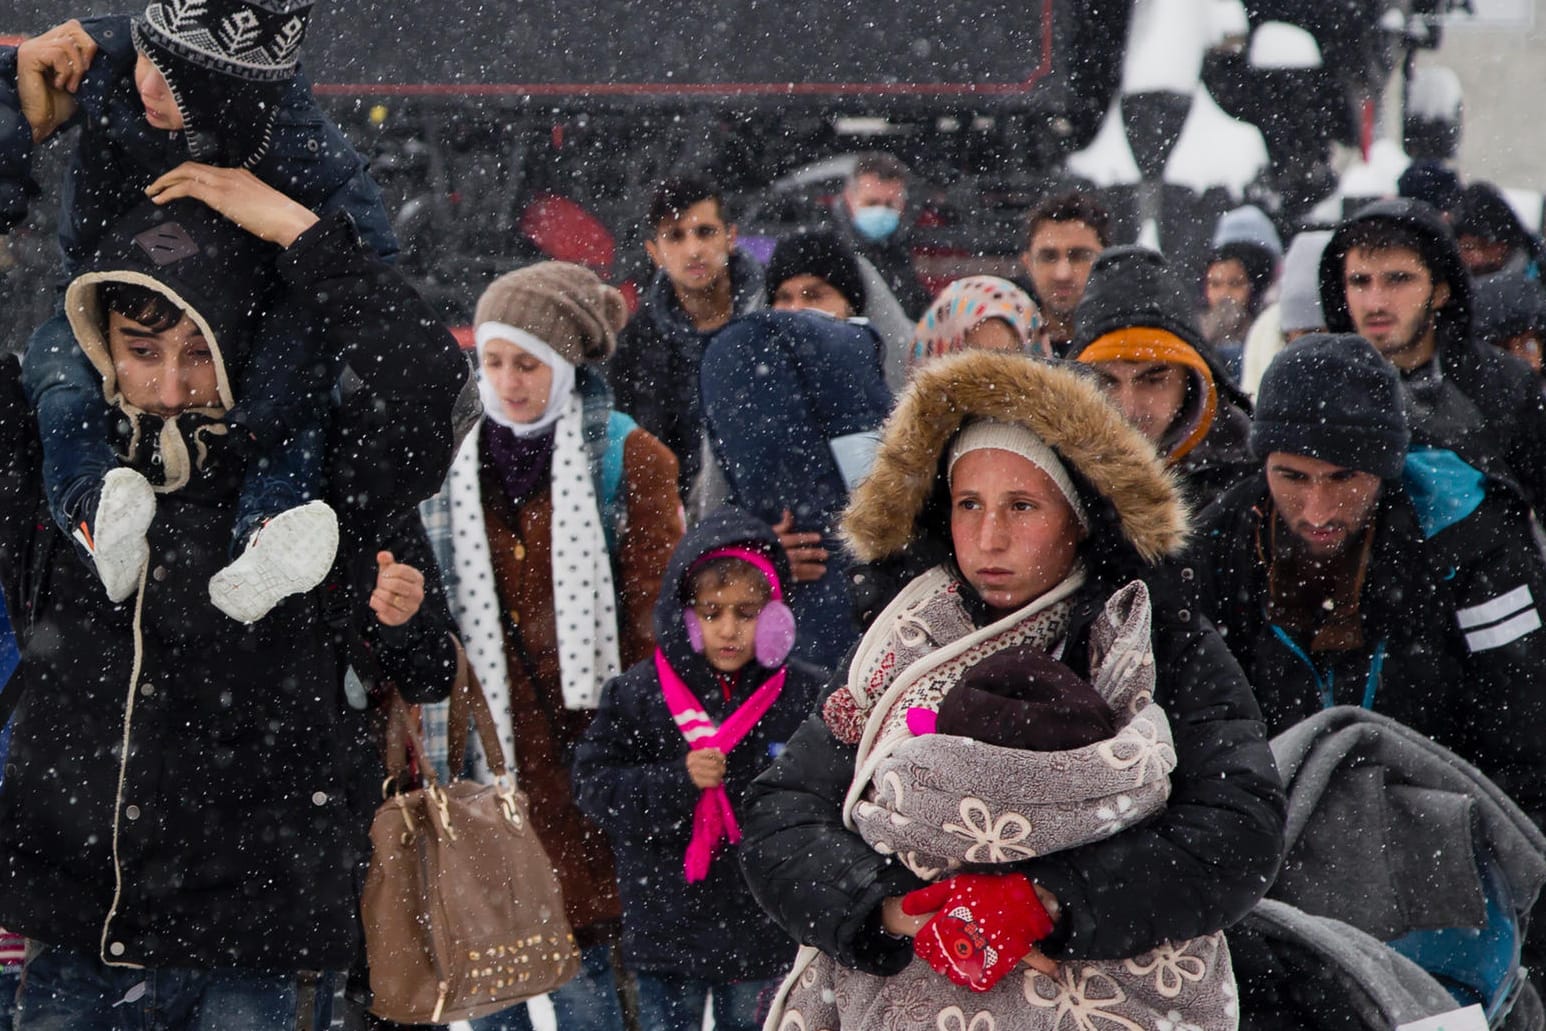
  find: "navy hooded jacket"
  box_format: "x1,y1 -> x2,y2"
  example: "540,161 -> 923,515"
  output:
572,507 -> 824,980
699,309 -> 893,668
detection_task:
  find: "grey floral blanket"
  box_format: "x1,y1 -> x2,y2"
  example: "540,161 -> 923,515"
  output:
767,572 -> 1238,1031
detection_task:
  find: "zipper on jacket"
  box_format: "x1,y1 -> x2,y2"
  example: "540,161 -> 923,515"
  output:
1270,624 -> 1385,710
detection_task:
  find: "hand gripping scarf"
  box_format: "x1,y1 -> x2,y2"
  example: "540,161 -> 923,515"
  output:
655,649 -> 785,882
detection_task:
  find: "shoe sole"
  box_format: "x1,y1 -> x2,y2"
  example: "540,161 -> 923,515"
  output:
208,502 -> 340,624
92,469 -> 155,603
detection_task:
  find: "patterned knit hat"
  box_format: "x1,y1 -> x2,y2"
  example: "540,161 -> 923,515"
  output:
473,261 -> 628,367
133,0 -> 315,167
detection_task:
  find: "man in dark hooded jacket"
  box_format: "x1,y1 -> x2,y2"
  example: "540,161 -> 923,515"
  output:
1068,246 -> 1256,503
1473,272 -> 1546,381
1320,197 -> 1546,513
1453,182 -> 1541,279
0,180 -> 466,1029
1185,334 -> 1546,830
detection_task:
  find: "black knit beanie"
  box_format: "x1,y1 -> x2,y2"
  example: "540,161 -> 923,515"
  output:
133,0 -> 315,168
1250,333 -> 1410,480
765,229 -> 867,315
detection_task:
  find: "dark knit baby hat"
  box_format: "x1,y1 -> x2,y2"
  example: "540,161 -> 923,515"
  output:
764,228 -> 868,315
133,0 -> 316,168
1249,333 -> 1411,480
936,646 -> 1116,752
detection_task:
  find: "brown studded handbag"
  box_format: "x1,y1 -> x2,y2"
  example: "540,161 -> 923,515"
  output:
362,644 -> 580,1024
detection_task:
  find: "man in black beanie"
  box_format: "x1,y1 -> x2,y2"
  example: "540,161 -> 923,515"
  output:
1184,333 -> 1546,835
766,228 -> 868,319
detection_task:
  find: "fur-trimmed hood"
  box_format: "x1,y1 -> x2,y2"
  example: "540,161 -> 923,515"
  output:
841,351 -> 1187,566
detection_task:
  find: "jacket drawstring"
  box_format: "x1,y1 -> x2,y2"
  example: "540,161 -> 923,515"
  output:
99,563 -> 151,969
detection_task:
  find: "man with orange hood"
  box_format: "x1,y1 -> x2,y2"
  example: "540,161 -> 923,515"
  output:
1069,246 -> 1255,500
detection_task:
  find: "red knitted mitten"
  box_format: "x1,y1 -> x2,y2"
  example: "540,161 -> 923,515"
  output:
903,873 -> 1054,992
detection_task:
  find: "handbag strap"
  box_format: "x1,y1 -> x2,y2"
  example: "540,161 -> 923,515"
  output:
446,638 -> 514,782
383,688 -> 439,790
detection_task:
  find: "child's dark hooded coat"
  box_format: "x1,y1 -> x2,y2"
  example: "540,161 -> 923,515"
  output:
572,507 -> 824,981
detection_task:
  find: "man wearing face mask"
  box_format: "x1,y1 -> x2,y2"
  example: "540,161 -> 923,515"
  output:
836,152 -> 931,319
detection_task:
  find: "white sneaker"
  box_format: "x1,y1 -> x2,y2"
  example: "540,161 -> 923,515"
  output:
208,501 -> 340,624
78,468 -> 156,603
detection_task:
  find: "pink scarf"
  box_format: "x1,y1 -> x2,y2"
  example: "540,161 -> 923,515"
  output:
655,648 -> 786,882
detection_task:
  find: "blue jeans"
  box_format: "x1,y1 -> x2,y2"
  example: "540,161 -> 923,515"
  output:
633,972 -> 778,1031
469,943 -> 626,1031
23,309 -> 326,550
14,943 -> 333,1030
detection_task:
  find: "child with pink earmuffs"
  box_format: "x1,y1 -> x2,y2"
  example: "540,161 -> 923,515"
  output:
573,506 -> 826,1031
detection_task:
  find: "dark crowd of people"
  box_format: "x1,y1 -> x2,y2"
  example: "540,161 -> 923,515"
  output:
0,3 -> 1545,1031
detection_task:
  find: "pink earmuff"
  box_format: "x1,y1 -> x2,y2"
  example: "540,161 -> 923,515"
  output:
683,545 -> 797,667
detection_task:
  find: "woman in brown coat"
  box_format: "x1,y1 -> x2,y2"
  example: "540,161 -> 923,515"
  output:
421,261 -> 684,1031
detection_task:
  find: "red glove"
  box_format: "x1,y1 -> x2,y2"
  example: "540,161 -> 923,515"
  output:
902,873 -> 1054,992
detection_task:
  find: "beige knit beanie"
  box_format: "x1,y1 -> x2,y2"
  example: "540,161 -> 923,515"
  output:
473,261 -> 628,365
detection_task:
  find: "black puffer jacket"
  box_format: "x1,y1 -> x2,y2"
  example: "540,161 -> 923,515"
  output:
739,351 -> 1285,974
572,507 -> 824,980
0,205 -> 465,972
1320,198 -> 1546,511
1185,471 -> 1546,829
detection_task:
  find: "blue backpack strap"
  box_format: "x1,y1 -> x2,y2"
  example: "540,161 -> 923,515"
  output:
598,411 -> 636,552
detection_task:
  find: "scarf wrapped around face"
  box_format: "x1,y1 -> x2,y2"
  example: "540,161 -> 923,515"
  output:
768,573 -> 1239,1031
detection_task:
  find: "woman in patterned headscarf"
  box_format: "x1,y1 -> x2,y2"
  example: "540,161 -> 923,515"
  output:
909,275 -> 1048,370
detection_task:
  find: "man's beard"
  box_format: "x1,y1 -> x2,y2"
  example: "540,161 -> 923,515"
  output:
1385,301 -> 1438,365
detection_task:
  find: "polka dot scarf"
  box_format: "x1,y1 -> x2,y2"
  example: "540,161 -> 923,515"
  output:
448,395 -> 621,736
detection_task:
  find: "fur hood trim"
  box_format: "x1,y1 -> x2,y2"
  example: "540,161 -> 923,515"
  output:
841,351 -> 1188,564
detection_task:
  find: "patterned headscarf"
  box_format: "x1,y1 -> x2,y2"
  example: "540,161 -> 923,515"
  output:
909,276 -> 1046,369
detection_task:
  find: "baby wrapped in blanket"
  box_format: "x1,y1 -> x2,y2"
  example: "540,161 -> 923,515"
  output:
767,575 -> 1238,1031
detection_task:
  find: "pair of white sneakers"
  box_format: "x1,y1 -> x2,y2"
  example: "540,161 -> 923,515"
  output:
83,467 -> 340,623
